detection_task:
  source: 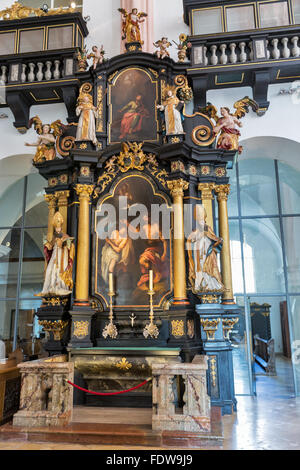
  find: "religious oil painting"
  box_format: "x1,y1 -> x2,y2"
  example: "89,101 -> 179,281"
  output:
94,175 -> 172,308
108,67 -> 158,144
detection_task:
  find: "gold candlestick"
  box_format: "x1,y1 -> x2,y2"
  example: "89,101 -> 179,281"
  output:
143,270 -> 159,339
102,273 -> 118,339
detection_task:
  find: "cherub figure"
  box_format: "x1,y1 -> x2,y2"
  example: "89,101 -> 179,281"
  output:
153,37 -> 172,59
118,7 -> 147,45
87,45 -> 105,70
200,97 -> 258,154
25,116 -> 64,163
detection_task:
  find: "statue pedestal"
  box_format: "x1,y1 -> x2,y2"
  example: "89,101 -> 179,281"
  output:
125,41 -> 143,52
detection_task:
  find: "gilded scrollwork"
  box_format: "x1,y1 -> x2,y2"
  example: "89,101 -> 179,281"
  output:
73,320 -> 89,339
39,320 -> 69,341
171,320 -> 185,338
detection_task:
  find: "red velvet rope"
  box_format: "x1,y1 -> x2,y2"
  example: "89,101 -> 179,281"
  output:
67,378 -> 151,396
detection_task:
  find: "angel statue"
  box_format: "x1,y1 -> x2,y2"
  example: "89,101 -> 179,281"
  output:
200,97 -> 258,154
118,7 -> 147,45
75,84 -> 98,146
87,45 -> 105,70
25,117 -> 64,163
154,37 -> 172,59
157,85 -> 184,135
36,212 -> 75,297
186,205 -> 224,294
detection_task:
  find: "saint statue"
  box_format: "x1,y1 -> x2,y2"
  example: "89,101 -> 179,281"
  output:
153,37 -> 172,59
37,212 -> 75,297
199,97 -> 259,154
118,7 -> 147,45
75,86 -> 98,146
187,205 -> 224,293
157,88 -> 184,135
25,116 -> 64,163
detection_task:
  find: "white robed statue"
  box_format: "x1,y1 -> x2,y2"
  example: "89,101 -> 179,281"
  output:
75,85 -> 98,146
187,205 -> 224,293
157,89 -> 184,135
37,212 -> 75,297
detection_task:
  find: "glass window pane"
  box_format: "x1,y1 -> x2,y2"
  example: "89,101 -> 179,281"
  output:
259,1 -> 290,28
227,167 -> 239,217
19,28 -> 44,53
282,217 -> 300,292
241,218 -> 285,294
290,296 -> 300,392
0,173 -> 25,227
292,0 -> 300,23
0,32 -> 16,55
192,8 -> 223,35
278,161 -> 300,215
47,26 -> 73,50
19,0 -> 44,7
239,159 -> 278,216
0,300 -> 17,342
0,229 -> 21,298
229,220 -> 244,294
226,5 -> 256,32
233,296 -> 252,395
20,228 -> 47,298
25,173 -> 47,226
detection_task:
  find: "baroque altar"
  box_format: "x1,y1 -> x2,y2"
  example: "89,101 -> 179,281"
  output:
0,3 -> 256,416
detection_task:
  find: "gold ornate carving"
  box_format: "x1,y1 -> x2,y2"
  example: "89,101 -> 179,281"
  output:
167,178 -> 189,198
118,142 -> 147,172
115,358 -> 132,371
149,68 -> 159,78
187,319 -> 195,339
0,1 -> 75,20
171,136 -> 180,144
48,177 -> 58,187
96,149 -> 168,195
59,174 -> 68,184
57,135 -> 76,157
39,320 -> 68,341
201,294 -> 220,304
108,70 -> 119,83
146,154 -> 168,188
222,318 -> 239,340
75,184 -> 94,199
201,165 -> 210,176
80,166 -> 90,177
209,356 -> 217,387
191,125 -> 215,147
79,143 -> 88,150
215,167 -> 226,178
171,320 -> 185,338
214,184 -> 231,201
96,86 -> 104,133
171,160 -> 185,173
189,165 -> 197,176
42,297 -> 68,307
73,320 -> 89,339
200,318 -> 220,341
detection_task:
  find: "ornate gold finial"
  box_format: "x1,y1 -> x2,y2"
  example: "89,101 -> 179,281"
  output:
0,1 -> 75,20
116,358 -> 132,371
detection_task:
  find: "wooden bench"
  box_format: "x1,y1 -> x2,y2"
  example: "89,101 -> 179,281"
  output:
254,335 -> 276,376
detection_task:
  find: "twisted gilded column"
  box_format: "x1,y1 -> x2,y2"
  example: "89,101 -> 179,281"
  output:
214,184 -> 234,304
75,184 -> 94,305
44,194 -> 57,242
167,179 -> 189,306
55,191 -> 70,233
198,182 -> 215,229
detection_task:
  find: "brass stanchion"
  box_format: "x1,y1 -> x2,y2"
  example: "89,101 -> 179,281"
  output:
214,184 -> 234,304
74,184 -> 94,305
167,179 -> 189,306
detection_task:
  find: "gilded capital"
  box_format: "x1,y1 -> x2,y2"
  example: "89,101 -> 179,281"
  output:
198,182 -> 215,200
55,190 -> 70,204
167,179 -> 189,198
75,184 -> 94,199
214,184 -> 230,201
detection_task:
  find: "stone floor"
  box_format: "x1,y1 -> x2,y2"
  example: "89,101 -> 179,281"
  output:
0,354 -> 299,450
